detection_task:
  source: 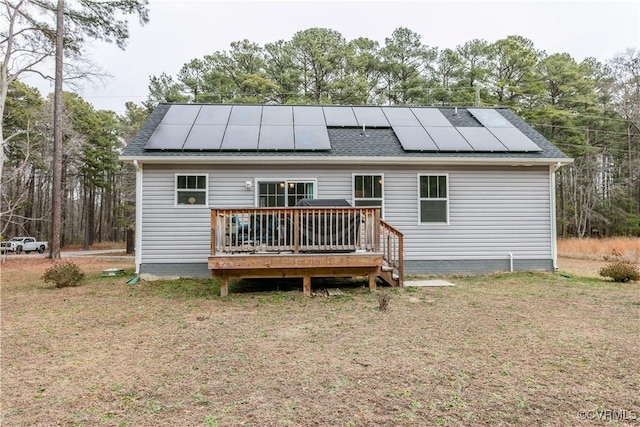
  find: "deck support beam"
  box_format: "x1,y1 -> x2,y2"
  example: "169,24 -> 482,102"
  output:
303,275 -> 311,296
220,277 -> 229,297
369,274 -> 377,291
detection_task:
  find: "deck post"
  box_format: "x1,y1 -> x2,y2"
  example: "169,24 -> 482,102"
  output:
368,274 -> 377,291
373,208 -> 381,251
293,210 -> 300,254
211,209 -> 217,255
220,277 -> 229,297
302,275 -> 311,296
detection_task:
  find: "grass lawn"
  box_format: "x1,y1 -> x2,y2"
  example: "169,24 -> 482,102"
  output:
2,257 -> 639,426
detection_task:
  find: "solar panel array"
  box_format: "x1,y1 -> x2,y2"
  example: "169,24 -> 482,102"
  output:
144,105 -> 542,153
467,108 -> 541,152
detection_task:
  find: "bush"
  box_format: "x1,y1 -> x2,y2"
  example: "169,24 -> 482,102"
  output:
42,260 -> 85,288
599,261 -> 640,283
376,291 -> 391,311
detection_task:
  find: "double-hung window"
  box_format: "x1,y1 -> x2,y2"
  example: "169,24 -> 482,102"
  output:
353,174 -> 384,214
419,175 -> 448,223
176,174 -> 208,206
257,180 -> 315,207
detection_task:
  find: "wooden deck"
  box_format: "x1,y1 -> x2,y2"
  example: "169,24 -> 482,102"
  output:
208,207 -> 403,296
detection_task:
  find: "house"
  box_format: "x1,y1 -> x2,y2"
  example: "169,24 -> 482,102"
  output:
119,103 -> 572,291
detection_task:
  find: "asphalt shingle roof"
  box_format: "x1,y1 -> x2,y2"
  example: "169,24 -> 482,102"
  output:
120,103 -> 570,162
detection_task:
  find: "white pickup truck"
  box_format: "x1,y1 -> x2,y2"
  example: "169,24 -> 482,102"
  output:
0,237 -> 48,254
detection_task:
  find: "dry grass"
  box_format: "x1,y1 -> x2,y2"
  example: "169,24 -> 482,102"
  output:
61,241 -> 126,251
558,237 -> 640,262
2,256 -> 639,426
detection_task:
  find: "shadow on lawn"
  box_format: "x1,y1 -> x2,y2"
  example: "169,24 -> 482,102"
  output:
132,276 -> 386,299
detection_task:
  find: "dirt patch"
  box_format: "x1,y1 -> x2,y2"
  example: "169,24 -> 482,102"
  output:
2,257 -> 638,426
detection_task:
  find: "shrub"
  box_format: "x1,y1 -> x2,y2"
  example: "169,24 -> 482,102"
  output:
42,260 -> 85,288
376,291 -> 391,311
599,261 -> 640,283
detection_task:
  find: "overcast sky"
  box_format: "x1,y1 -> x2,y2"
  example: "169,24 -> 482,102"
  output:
28,0 -> 640,114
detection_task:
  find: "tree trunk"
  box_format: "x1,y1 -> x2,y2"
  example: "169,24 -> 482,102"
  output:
25,169 -> 35,235
126,226 -> 135,254
50,0 -> 64,259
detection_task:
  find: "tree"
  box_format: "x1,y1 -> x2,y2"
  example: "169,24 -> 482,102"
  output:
486,35 -> 544,108
144,72 -> 189,109
380,27 -> 437,105
1,0 -> 149,177
1,80 -> 47,238
51,0 -> 64,259
341,37 -> 384,104
430,48 -> 464,105
2,0 -> 148,257
285,28 -> 349,104
264,39 -> 300,104
61,93 -> 120,248
457,39 -> 491,90
119,101 -> 148,253
1,0 -> 55,184
609,48 -> 640,228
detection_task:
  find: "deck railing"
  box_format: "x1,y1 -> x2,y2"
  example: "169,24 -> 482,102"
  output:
380,220 -> 404,286
211,207 -> 404,284
211,207 -> 379,254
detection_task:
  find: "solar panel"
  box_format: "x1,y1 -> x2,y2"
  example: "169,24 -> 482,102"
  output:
183,125 -> 226,150
457,127 -> 507,151
228,105 -> 262,125
220,125 -> 260,150
424,127 -> 473,151
194,105 -> 232,125
293,106 -> 325,126
294,126 -> 331,150
467,108 -> 512,127
323,106 -> 358,126
411,108 -> 452,127
382,107 -> 421,126
145,124 -> 192,149
488,127 -> 542,152
262,105 -> 293,126
352,106 -> 390,127
161,105 -> 201,125
393,126 -> 439,151
258,126 -> 295,150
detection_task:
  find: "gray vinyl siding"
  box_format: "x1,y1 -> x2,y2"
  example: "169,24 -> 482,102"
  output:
139,164 -> 553,272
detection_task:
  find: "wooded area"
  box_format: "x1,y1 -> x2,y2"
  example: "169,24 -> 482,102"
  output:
2,20 -> 640,246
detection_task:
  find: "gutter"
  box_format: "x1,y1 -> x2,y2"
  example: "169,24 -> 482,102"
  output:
120,155 -> 574,167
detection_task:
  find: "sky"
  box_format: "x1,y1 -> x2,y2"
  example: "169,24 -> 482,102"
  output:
26,0 -> 640,114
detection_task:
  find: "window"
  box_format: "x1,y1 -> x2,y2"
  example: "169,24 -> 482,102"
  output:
257,180 -> 315,207
353,174 -> 383,211
419,175 -> 448,223
176,174 -> 207,206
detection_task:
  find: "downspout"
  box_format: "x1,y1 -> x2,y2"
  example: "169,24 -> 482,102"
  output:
134,160 -> 143,274
550,162 -> 561,271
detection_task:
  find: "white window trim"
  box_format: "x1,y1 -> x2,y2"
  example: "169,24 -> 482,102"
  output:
352,173 -> 385,218
417,173 -> 449,225
254,178 -> 318,207
174,173 -> 209,207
